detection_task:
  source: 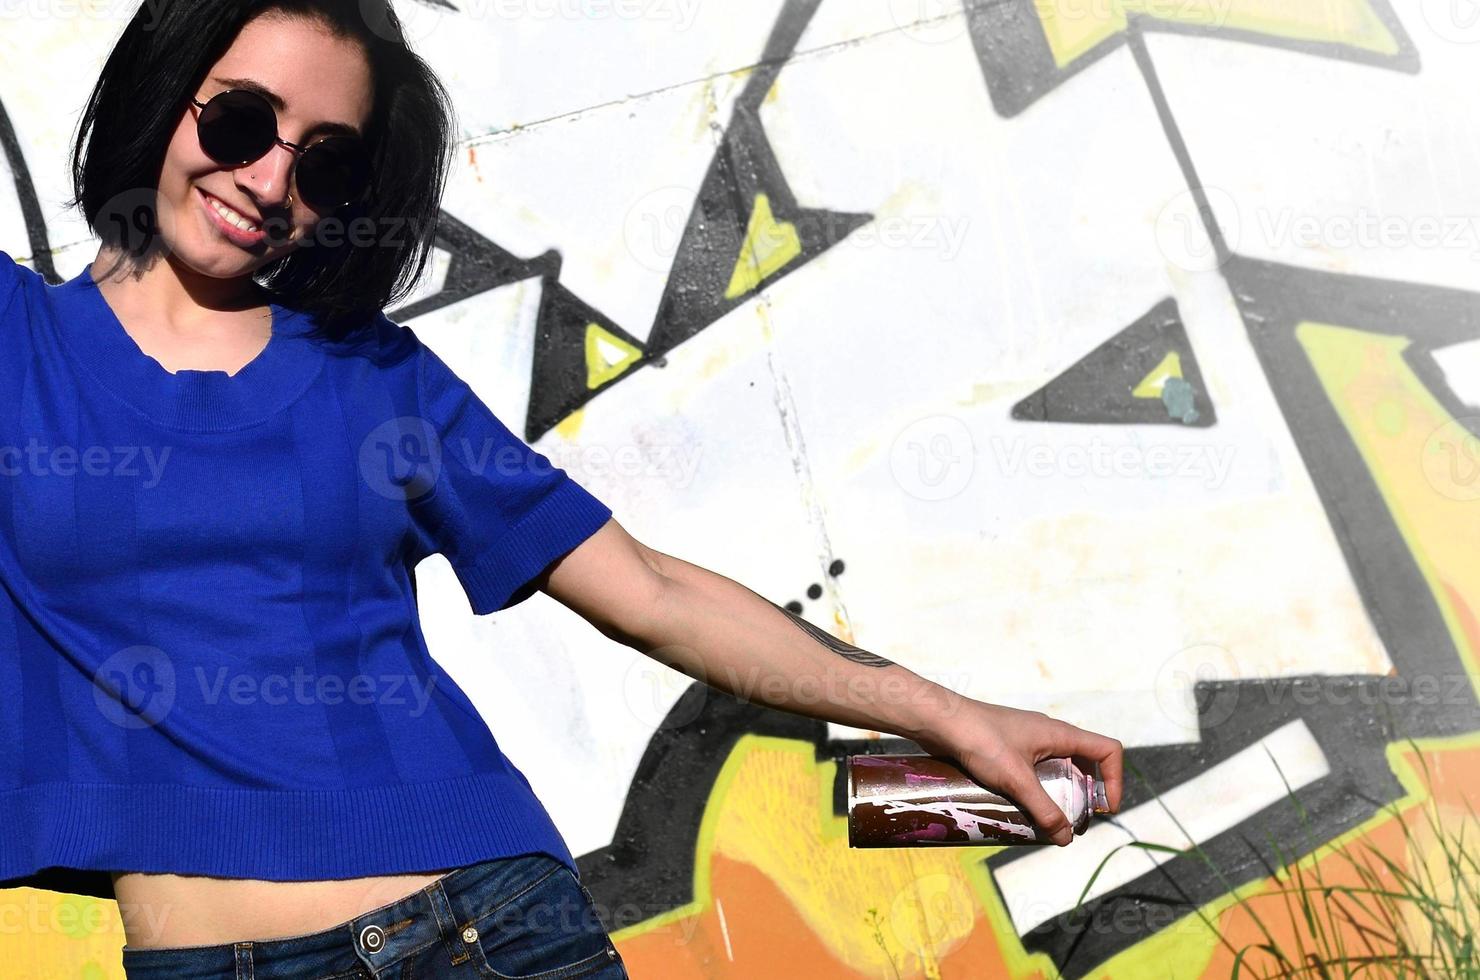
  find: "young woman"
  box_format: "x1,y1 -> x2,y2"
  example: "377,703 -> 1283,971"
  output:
0,1 -> 1124,977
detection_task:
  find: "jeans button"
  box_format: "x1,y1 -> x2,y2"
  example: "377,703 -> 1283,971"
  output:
462,926 -> 479,944
359,923 -> 386,954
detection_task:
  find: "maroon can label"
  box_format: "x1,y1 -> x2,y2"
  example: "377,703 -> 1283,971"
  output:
847,754 -> 1104,847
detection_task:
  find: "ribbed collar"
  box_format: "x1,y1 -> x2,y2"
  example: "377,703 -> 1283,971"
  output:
49,264 -> 327,432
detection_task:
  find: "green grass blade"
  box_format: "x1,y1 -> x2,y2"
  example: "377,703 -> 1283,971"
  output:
1125,757 -> 1290,966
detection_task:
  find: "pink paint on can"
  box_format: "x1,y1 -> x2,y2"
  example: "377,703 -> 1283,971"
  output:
847,754 -> 1112,847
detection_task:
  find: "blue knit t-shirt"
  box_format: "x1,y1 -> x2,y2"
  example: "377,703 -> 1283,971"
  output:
0,251 -> 614,900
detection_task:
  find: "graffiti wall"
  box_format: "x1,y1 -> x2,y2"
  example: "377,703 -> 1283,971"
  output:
3,0 -> 1479,976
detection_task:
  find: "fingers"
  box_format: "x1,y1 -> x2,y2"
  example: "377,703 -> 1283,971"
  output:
1096,737 -> 1124,814
1002,763 -> 1074,847
1051,723 -> 1125,814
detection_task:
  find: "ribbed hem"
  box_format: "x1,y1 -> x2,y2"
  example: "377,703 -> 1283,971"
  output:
0,769 -> 576,884
452,476 -> 614,615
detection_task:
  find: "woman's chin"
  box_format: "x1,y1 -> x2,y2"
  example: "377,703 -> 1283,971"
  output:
160,241 -> 262,280
157,208 -> 296,275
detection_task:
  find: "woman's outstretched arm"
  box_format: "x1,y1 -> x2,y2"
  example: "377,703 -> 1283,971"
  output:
539,517 -> 1124,846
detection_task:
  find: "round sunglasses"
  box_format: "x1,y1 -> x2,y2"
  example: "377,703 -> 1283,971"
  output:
189,89 -> 372,212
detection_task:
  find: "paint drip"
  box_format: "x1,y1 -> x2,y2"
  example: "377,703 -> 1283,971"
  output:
846,754 -> 1112,847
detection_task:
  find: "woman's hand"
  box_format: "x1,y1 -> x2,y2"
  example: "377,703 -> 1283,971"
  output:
914,700 -> 1124,847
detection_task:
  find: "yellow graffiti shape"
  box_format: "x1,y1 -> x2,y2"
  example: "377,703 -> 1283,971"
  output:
615,737 -> 1017,978
710,740 -> 979,975
1132,351 -> 1184,398
1297,322 -> 1480,697
0,889 -> 125,979
1035,0 -> 1400,68
585,322 -> 643,389
725,193 -> 802,301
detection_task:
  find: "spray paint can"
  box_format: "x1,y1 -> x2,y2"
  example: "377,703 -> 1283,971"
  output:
847,754 -> 1112,847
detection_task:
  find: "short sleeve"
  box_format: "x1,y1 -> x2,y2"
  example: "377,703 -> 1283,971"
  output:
0,249 -> 27,320
408,334 -> 613,614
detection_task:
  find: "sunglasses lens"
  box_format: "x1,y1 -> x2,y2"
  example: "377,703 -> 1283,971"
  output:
197,90 -> 277,165
296,137 -> 372,210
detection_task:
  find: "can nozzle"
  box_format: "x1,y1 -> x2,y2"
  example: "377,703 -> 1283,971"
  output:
1090,777 -> 1112,814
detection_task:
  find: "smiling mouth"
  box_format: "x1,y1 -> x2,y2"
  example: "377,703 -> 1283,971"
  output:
198,187 -> 271,247
201,189 -> 262,231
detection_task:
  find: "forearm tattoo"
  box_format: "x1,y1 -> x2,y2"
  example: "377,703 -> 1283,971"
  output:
769,599 -> 896,669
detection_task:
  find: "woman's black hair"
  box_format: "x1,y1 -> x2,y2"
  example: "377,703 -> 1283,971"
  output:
66,0 -> 456,342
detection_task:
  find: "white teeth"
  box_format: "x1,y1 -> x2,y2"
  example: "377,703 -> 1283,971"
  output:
206,195 -> 259,232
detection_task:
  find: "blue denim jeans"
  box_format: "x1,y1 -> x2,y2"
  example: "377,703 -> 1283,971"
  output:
120,852 -> 630,979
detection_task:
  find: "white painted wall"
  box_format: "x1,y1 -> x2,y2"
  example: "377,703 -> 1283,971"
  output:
4,0 -> 1476,870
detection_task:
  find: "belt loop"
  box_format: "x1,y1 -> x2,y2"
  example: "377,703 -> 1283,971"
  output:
424,878 -> 472,967
234,941 -> 254,980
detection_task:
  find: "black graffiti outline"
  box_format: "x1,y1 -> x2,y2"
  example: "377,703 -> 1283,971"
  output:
395,0 -> 871,444
966,0 -> 1418,119
979,22 -> 1480,978
0,93 -> 59,283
